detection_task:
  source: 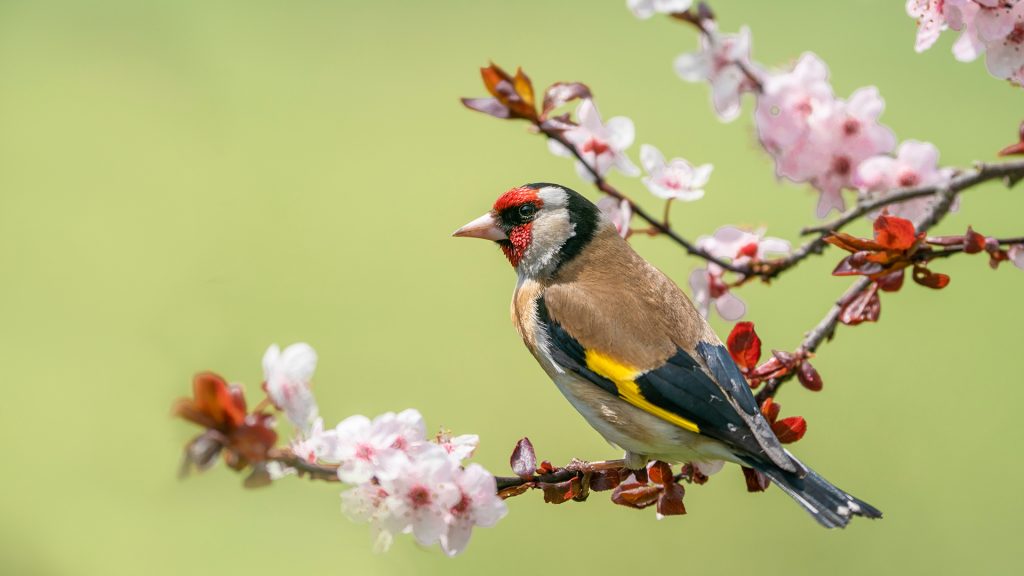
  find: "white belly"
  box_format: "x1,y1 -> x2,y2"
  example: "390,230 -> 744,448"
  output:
542,354 -> 737,465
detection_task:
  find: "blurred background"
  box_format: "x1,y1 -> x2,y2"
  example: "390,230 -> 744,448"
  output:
1,1 -> 1022,574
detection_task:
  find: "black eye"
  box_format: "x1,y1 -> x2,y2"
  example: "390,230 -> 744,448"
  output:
517,204 -> 537,219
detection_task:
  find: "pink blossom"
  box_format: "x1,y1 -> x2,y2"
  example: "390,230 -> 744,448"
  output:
755,53 -> 834,156
378,449 -> 462,547
627,0 -> 693,19
983,2 -> 1024,82
907,0 -> 949,52
373,408 -> 427,453
774,88 -> 897,217
689,264 -> 745,320
1009,244 -> 1024,269
855,140 -> 954,223
910,0 -> 1024,84
290,417 -> 329,464
548,99 -> 640,182
340,481 -> 395,553
700,226 -> 791,266
325,412 -> 412,484
639,144 -> 712,201
262,343 -> 318,431
675,25 -> 756,122
689,227 -> 790,320
597,195 -> 633,238
441,464 -> 508,557
432,430 -> 480,464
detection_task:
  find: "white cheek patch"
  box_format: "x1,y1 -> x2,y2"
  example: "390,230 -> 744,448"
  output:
519,210 -> 575,278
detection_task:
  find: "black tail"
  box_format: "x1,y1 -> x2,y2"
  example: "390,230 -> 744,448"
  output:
743,456 -> 882,528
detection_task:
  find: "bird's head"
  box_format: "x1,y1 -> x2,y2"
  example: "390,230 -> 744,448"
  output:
452,183 -> 603,278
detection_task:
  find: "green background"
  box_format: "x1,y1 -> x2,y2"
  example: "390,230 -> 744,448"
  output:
2,1 -> 1022,574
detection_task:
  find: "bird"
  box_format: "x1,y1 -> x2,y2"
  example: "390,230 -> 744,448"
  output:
452,182 -> 881,528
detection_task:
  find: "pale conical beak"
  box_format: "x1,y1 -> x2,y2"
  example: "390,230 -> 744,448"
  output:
451,212 -> 507,241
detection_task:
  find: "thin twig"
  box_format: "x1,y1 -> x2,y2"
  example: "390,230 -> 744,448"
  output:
802,160 -> 1024,236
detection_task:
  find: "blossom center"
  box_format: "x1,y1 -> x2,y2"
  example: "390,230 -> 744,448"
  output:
355,444 -> 375,461
898,171 -> 920,187
708,274 -> 729,299
581,137 -> 610,156
452,493 -> 471,516
737,242 -> 759,259
408,485 -> 432,509
842,118 -> 861,136
1008,23 -> 1024,46
831,156 -> 852,176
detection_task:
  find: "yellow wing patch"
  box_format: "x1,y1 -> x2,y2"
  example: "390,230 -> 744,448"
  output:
584,349 -> 701,434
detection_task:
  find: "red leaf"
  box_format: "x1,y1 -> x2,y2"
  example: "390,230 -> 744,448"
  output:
741,466 -> 770,492
759,397 -> 780,424
538,460 -> 556,474
230,414 -> 278,463
876,269 -> 905,292
998,121 -> 1024,156
175,372 -> 247,432
542,82 -> 591,118
964,226 -> 985,254
771,416 -> 807,444
540,477 -> 579,504
825,231 -> 885,253
657,482 -> 687,517
610,482 -> 661,509
839,284 -> 881,325
648,461 -> 674,485
460,97 -> 511,119
874,213 -> 918,251
726,321 -> 761,372
590,469 -> 623,492
912,265 -> 950,289
478,63 -> 537,120
797,361 -> 823,392
510,437 -> 537,479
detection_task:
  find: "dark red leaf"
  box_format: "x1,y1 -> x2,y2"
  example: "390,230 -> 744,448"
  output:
460,97 -> 510,119
874,213 -> 918,251
230,415 -> 278,463
510,437 -> 537,479
964,226 -> 985,254
540,477 -> 579,504
825,231 -> 885,253
174,372 -> 247,432
478,63 -> 537,120
912,265 -> 950,289
998,121 -> 1024,156
771,416 -> 807,444
748,356 -> 787,383
839,284 -> 881,325
797,361 -> 823,392
679,463 -> 709,485
741,466 -> 770,492
657,482 -> 687,517
726,321 -> 761,372
647,461 -> 673,485
497,483 -> 532,499
538,460 -> 556,474
542,82 -> 591,118
759,397 -> 780,424
610,482 -> 661,509
876,269 -> 905,292
590,469 -> 623,492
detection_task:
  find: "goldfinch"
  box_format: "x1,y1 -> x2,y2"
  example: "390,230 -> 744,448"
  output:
453,182 -> 881,528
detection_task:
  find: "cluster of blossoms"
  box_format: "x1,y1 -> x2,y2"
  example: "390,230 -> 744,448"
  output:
178,343 -> 506,557
688,227 -> 790,320
908,0 -> 1024,85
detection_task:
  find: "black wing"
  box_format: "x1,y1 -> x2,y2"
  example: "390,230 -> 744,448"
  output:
538,296 -> 798,472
